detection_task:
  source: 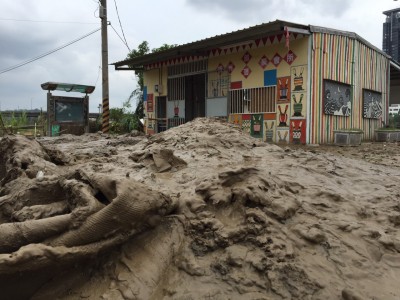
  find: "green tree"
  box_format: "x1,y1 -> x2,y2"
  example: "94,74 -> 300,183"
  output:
125,41 -> 177,132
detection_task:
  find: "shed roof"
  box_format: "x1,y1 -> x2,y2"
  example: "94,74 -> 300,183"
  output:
113,19 -> 389,71
113,20 -> 309,70
41,82 -> 95,94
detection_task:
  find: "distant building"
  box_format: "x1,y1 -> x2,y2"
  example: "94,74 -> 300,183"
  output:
383,8 -> 400,63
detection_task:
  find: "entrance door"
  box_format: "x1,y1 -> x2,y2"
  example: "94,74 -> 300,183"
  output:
156,96 -> 167,132
185,73 -> 206,122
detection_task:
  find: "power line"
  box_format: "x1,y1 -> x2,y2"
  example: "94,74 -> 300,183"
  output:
113,0 -> 130,51
0,18 -> 97,25
0,27 -> 101,75
110,23 -> 130,50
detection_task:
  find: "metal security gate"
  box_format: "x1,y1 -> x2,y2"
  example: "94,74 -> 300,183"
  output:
167,59 -> 208,125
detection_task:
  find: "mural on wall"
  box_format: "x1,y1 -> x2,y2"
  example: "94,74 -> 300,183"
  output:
276,128 -> 289,144
277,104 -> 290,127
323,80 -> 352,116
363,89 -> 382,119
172,100 -> 181,117
291,93 -> 305,117
241,114 -> 251,134
291,65 -> 307,92
272,53 -> 282,67
278,76 -> 291,101
242,51 -> 252,64
264,120 -> 275,143
259,55 -> 269,69
147,93 -> 154,112
229,114 -> 242,126
226,61 -> 235,74
284,50 -> 297,65
241,66 -> 252,78
216,63 -> 225,73
290,119 -> 306,144
208,71 -> 229,98
251,114 -> 263,138
147,112 -> 155,135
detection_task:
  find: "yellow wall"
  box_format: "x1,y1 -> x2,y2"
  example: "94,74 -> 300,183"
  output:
208,37 -> 309,87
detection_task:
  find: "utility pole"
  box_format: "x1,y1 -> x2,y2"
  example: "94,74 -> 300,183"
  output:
100,0 -> 110,133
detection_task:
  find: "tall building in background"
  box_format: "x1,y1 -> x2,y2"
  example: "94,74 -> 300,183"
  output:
383,8 -> 400,62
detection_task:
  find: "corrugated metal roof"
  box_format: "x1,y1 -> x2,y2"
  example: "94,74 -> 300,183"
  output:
113,19 -> 389,70
113,19 -> 309,70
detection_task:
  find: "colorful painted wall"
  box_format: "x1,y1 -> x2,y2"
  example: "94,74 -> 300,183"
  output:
141,29 -> 390,145
310,32 -> 389,144
209,33 -> 309,144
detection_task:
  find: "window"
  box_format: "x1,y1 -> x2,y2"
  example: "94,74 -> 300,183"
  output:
229,86 -> 276,114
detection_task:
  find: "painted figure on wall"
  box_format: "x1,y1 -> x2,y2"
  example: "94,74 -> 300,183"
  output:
277,130 -> 289,143
323,80 -> 352,117
278,76 -> 291,101
292,94 -> 304,117
251,114 -> 263,138
278,104 -> 289,127
290,119 -> 306,144
264,121 -> 275,142
292,67 -> 304,91
363,89 -> 382,119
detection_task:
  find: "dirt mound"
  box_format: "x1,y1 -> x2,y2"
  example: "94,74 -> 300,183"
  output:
0,118 -> 400,299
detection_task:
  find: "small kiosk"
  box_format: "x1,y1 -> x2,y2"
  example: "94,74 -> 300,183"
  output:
41,82 -> 95,136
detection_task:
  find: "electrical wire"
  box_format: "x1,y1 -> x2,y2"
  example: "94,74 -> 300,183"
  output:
0,18 -> 97,25
110,23 -> 130,50
0,27 -> 101,75
113,0 -> 130,51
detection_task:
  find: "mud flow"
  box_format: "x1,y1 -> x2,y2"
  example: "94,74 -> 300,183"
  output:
0,118 -> 399,299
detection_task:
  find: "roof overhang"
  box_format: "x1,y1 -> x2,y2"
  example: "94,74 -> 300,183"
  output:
113,20 -> 310,71
41,82 -> 95,94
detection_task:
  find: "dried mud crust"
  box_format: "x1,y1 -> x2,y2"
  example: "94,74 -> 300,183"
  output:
0,118 -> 400,300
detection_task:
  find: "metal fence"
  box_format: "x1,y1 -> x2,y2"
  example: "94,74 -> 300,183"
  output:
229,86 -> 276,114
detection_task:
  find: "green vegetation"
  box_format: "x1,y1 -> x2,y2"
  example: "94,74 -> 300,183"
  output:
386,113 -> 400,129
0,111 -> 46,137
111,41 -> 177,134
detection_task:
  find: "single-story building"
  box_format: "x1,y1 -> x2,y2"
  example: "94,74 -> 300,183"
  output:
113,20 -> 400,144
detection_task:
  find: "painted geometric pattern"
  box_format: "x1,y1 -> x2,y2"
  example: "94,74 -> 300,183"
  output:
242,120 -> 251,134
145,33 -> 305,70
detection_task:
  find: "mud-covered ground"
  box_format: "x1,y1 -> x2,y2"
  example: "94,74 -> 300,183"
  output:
286,142 -> 400,169
0,118 -> 399,300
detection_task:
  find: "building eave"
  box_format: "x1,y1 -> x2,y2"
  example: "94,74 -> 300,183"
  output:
112,19 -> 310,71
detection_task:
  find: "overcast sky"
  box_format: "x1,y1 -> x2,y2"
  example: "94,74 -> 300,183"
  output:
0,0 -> 398,112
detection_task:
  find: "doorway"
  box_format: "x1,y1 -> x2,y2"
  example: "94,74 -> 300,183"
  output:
156,96 -> 167,132
185,73 -> 206,122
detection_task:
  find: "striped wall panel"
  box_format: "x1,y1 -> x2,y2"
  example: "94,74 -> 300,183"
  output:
310,33 -> 389,144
